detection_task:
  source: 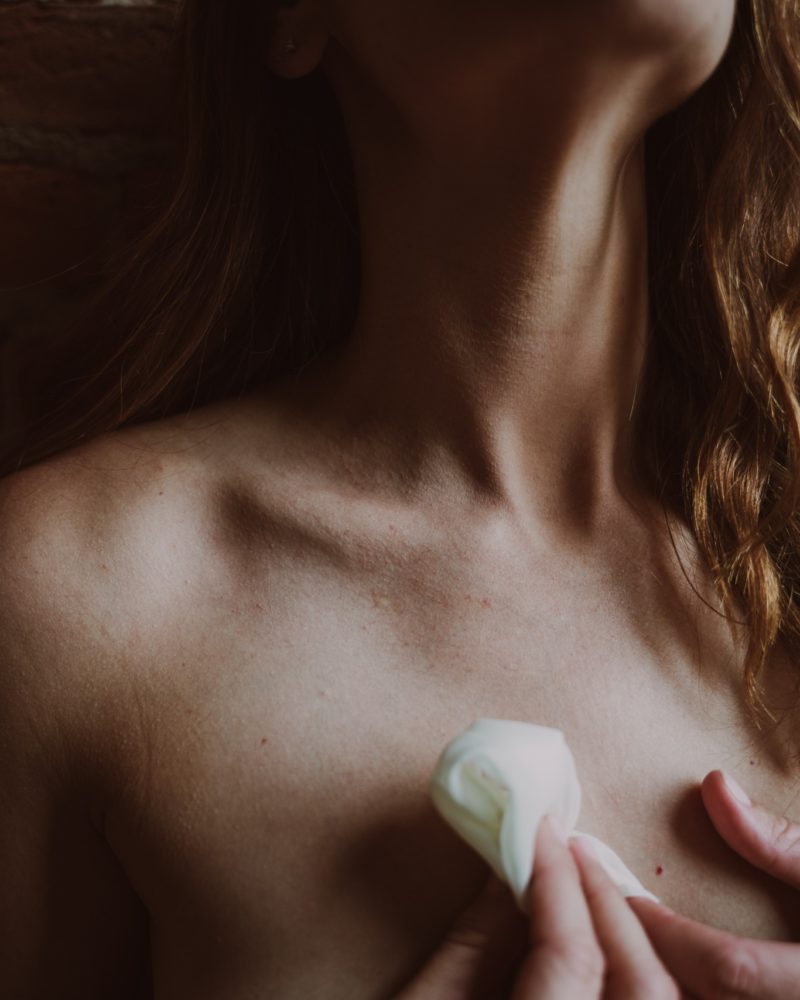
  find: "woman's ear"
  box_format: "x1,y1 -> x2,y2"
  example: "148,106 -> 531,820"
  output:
267,0 -> 330,80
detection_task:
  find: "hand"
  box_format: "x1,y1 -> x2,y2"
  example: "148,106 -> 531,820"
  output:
629,769 -> 800,999
395,815 -> 679,999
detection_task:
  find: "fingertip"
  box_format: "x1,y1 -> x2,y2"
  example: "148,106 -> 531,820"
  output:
540,813 -> 568,846
720,770 -> 753,807
626,895 -> 676,927
568,836 -> 610,888
569,834 -> 600,865
699,768 -> 730,803
698,769 -> 792,884
700,768 -> 724,790
533,815 -> 571,874
528,816 -> 595,943
627,894 -> 672,914
699,769 -> 735,814
702,770 -> 756,832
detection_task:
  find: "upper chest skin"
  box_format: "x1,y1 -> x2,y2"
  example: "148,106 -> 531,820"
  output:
94,470 -> 800,1000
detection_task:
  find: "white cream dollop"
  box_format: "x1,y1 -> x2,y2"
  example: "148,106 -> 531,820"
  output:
429,718 -> 658,912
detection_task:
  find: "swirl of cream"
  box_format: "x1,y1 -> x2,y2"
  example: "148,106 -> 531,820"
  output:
429,718 -> 659,912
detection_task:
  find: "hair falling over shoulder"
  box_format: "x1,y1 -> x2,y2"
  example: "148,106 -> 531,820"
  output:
3,1 -> 800,736
637,0 -> 800,732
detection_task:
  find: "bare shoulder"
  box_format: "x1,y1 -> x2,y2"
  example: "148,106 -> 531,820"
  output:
0,399 -> 316,997
0,387 -> 348,707
0,417 -> 236,999
0,405 -> 246,687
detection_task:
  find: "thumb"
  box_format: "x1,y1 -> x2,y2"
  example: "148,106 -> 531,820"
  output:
701,770 -> 800,891
394,874 -> 528,1000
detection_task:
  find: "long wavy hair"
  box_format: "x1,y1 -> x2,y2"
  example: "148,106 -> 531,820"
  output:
3,1 -> 800,733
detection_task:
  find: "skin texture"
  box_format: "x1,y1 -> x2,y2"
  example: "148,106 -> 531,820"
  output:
3,1 -> 800,998
2,362 -> 800,999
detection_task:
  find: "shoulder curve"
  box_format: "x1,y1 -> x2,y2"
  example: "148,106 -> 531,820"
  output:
0,425 -> 217,777
0,406 -> 226,547
0,401 -> 293,672
0,439 -> 124,686
0,452 -> 103,778
0,416 -> 220,676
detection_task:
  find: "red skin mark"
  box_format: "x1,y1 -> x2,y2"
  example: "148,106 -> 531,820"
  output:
464,595 -> 493,607
655,865 -> 664,876
388,523 -> 396,532
254,602 -> 264,611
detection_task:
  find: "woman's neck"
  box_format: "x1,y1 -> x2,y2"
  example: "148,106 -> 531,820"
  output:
311,117 -> 653,543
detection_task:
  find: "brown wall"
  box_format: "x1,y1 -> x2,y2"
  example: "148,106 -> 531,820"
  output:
0,0 -> 178,439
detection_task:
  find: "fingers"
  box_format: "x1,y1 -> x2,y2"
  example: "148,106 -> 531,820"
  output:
570,837 -> 679,1000
529,817 -> 603,953
511,815 -> 679,999
700,770 -> 800,891
510,814 -> 606,999
395,871 -> 528,1000
629,896 -> 800,1000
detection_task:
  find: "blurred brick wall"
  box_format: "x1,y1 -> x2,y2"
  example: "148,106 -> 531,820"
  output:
0,0 -> 179,440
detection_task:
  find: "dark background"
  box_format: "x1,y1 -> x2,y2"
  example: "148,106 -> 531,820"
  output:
0,0 -> 178,440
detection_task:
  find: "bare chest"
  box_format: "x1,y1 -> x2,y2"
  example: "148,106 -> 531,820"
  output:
105,553 -> 800,1000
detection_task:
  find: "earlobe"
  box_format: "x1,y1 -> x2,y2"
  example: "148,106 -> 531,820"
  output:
266,2 -> 329,80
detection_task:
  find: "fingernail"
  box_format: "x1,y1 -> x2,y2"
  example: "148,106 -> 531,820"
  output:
722,770 -> 752,806
571,835 -> 599,861
628,894 -> 670,913
541,814 -> 568,845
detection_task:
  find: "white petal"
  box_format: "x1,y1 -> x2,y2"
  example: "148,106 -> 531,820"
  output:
430,718 -> 657,910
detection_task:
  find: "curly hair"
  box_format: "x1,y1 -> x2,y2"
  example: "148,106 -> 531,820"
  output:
637,0 -> 800,728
